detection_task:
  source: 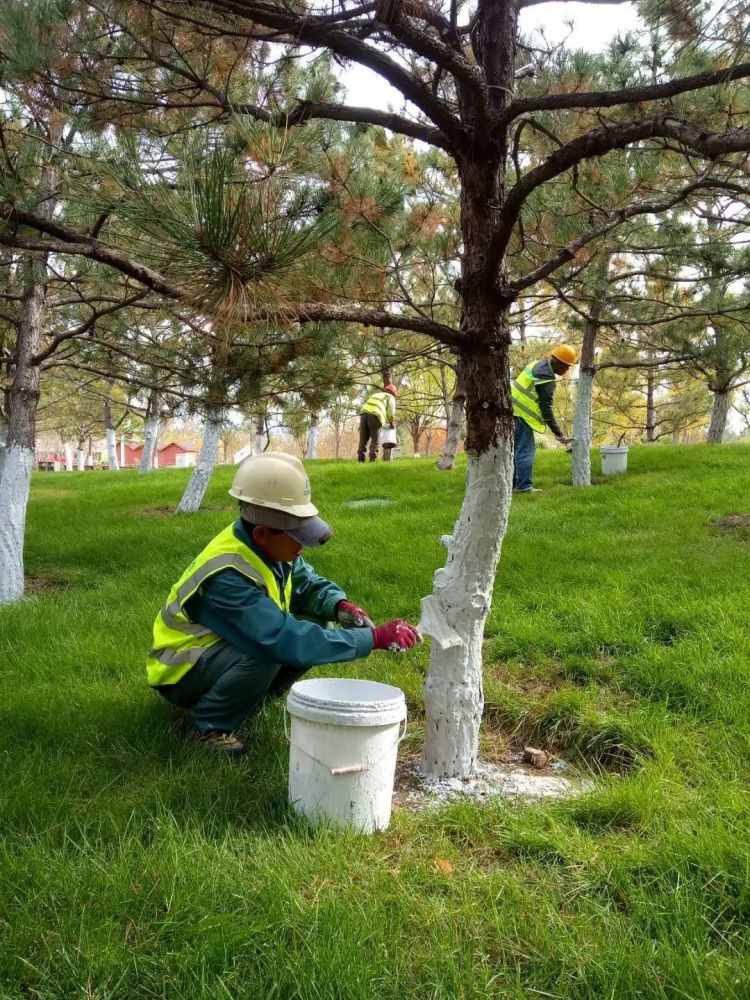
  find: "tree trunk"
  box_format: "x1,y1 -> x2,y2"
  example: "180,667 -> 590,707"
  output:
0,423 -> 7,485
64,443 -> 74,471
571,256 -> 609,486
139,390 -> 161,473
104,397 -> 119,470
645,367 -> 656,442
176,407 -> 224,513
76,442 -> 85,471
306,412 -> 320,460
422,340 -> 514,779
253,414 -> 266,455
0,259 -> 45,604
572,366 -> 594,486
707,388 -> 730,443
437,358 -> 466,470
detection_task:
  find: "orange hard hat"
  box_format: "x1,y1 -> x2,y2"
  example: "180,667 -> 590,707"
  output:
384,383 -> 398,397
550,344 -> 577,367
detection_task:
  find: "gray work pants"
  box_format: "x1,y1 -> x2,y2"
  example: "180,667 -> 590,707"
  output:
155,639 -> 310,733
358,413 -> 381,462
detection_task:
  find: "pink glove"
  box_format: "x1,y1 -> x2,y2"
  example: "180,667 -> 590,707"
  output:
336,600 -> 374,629
371,620 -> 422,653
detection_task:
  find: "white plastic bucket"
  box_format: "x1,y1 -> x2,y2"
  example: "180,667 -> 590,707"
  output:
286,678 -> 407,833
380,427 -> 397,447
600,445 -> 629,475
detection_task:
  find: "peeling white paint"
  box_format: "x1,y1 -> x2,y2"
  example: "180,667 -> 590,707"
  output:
0,445 -> 34,604
422,441 -> 514,779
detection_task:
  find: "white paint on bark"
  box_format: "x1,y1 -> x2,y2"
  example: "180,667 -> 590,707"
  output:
176,410 -> 223,513
119,437 -> 126,467
76,448 -> 85,472
64,444 -> 74,471
571,367 -> 595,486
437,361 -> 466,471
0,445 -> 34,603
306,413 -> 320,460
707,389 -> 730,443
106,429 -> 119,470
139,418 -> 160,473
422,440 -> 514,779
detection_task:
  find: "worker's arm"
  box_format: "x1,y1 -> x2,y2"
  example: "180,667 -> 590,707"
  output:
535,380 -> 564,439
186,570 -> 374,668
289,556 -> 347,621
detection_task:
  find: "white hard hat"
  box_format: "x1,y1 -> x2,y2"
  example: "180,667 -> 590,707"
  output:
229,452 -> 332,547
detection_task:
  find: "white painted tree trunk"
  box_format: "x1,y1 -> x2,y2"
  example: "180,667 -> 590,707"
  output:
306,413 -> 320,460
106,428 -> 119,470
422,440 -> 514,779
176,409 -> 223,513
139,417 -> 160,473
707,389 -> 730,443
0,445 -> 34,603
571,367 -> 595,486
437,361 -> 466,471
76,448 -> 85,472
119,437 -> 126,467
0,425 -> 7,485
64,443 -> 74,471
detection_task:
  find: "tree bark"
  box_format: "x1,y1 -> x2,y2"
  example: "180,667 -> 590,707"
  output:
0,258 -> 46,603
571,255 -> 609,486
176,407 -> 224,512
422,340 -> 514,779
305,412 -> 320,460
707,387 -> 730,442
437,358 -> 466,470
104,396 -> 119,470
139,389 -> 161,473
645,366 -> 656,442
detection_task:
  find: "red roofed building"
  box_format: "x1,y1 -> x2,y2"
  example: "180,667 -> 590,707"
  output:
121,440 -> 198,468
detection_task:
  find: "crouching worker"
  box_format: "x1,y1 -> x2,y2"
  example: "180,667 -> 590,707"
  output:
147,452 -> 420,756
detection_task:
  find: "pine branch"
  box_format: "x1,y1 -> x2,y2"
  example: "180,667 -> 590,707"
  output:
506,61 -> 750,122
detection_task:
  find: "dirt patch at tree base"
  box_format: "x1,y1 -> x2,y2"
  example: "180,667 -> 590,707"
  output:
713,513 -> 750,531
25,574 -> 69,594
392,755 -> 591,812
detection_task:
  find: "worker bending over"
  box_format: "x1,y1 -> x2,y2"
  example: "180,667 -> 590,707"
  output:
358,383 -> 397,462
511,344 -> 577,493
147,452 -> 420,755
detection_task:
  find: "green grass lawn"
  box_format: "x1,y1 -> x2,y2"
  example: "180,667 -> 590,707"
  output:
3,444 -> 750,998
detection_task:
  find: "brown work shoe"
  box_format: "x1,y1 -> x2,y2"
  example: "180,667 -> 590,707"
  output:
195,729 -> 247,757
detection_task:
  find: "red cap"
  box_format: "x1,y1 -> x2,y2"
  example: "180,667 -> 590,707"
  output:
384,383 -> 397,397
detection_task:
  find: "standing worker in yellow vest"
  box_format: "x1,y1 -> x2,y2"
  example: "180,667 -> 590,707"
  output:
147,452 -> 420,755
358,383 -> 397,462
511,345 -> 577,493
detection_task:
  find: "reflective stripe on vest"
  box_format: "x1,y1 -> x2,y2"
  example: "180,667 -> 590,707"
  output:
361,391 -> 390,425
511,362 -> 554,433
146,524 -> 293,687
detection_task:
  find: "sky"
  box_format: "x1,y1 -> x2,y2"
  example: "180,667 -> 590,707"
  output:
342,1 -> 644,106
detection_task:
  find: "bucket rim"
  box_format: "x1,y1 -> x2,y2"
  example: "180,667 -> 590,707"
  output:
287,677 -> 406,727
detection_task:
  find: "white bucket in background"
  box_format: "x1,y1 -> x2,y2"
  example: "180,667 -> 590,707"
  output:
600,445 -> 629,475
286,678 -> 407,833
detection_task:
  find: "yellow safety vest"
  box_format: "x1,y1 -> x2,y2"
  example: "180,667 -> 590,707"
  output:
146,524 -> 292,687
511,361 -> 555,433
361,390 -> 395,426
